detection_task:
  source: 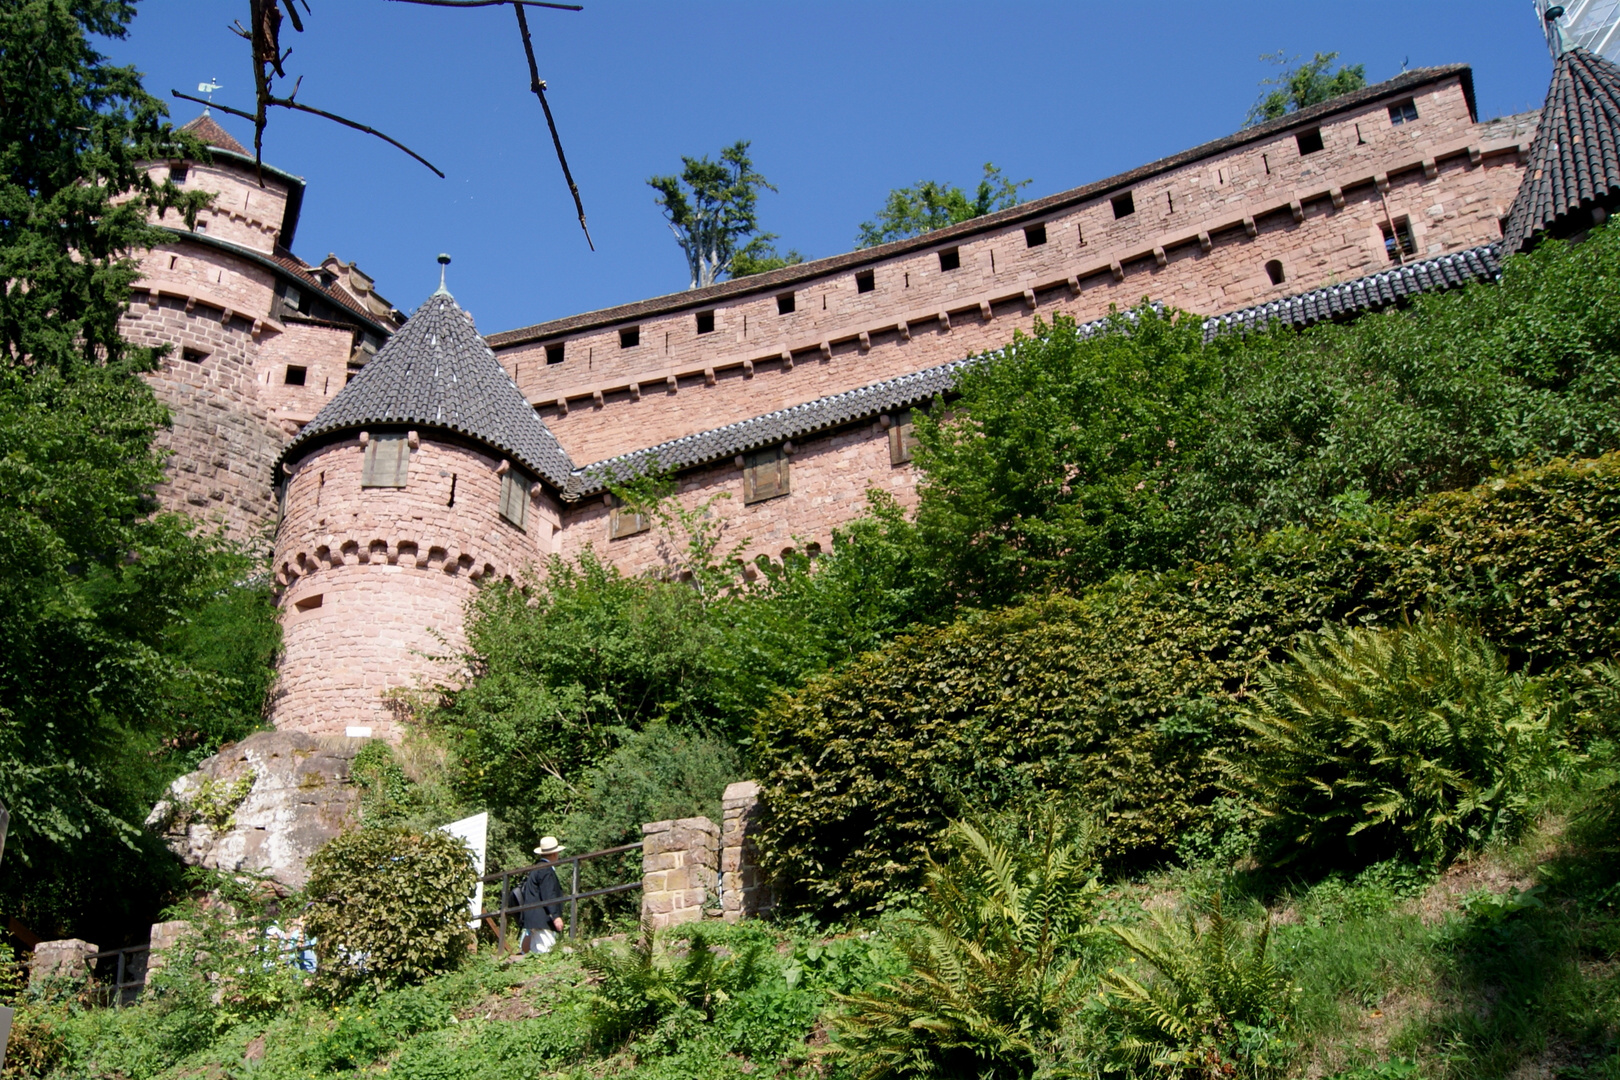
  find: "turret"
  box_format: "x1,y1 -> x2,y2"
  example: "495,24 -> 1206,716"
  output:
269,261 -> 575,739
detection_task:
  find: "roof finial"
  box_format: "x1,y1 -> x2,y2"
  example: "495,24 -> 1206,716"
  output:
434,253 -> 452,297
197,77 -> 223,116
1544,3 -> 1569,58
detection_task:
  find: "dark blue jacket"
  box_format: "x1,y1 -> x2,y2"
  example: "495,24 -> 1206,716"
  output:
519,863 -> 563,929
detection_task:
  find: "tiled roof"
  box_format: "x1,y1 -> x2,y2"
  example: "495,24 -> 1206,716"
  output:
488,65 -> 1475,349
565,244 -> 1505,499
1202,243 -> 1502,339
1502,47 -> 1620,254
179,112 -> 248,156
270,247 -> 394,328
280,289 -> 576,487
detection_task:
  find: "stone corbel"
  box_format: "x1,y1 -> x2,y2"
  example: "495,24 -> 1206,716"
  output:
781,349 -> 793,371
1468,145 -> 1482,167
1109,260 -> 1125,281
897,320 -> 910,341
819,340 -> 832,361
734,455 -> 745,469
1242,216 -> 1258,238
1289,199 -> 1305,223
592,389 -> 605,407
358,431 -> 370,446
496,459 -> 511,476
1065,276 -> 1080,297
629,381 -> 641,400
1198,231 -> 1212,253
666,375 -> 678,392
407,430 -> 420,449
185,295 -> 196,313
556,396 -> 568,415
979,299 -> 993,321
1422,158 -> 1439,180
1022,288 -> 1037,308
858,331 -> 871,351
741,360 -> 754,378
530,482 -> 543,498
938,309 -> 953,330
782,440 -> 794,455
703,368 -> 716,386
879,414 -> 893,429
1152,247 -> 1167,268
1375,172 -> 1391,193
220,307 -> 234,326
1330,186 -> 1346,210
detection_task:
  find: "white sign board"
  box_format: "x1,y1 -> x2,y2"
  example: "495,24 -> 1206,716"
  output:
439,812 -> 487,928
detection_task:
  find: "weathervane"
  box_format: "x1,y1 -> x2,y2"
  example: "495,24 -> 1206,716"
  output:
196,77 -> 224,116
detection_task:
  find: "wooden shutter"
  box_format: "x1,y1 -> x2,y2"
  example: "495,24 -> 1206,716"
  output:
743,446 -> 790,504
608,505 -> 650,540
361,434 -> 409,488
499,468 -> 530,530
888,411 -> 918,465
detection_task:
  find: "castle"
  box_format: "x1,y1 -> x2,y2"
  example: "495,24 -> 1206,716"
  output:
127,49 -> 1620,741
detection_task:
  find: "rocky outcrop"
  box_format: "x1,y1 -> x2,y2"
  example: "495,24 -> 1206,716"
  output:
146,730 -> 364,890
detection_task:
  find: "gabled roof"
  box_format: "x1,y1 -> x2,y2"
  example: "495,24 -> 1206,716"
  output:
1502,47 -> 1620,254
565,243 -> 1504,499
280,289 -> 576,487
179,112 -> 248,156
489,64 -> 1475,349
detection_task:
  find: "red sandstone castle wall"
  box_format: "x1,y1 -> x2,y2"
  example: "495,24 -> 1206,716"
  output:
271,437 -> 562,739
256,321 -> 356,431
122,293 -> 286,541
145,162 -> 290,255
557,419 -> 918,576
495,77 -> 1534,467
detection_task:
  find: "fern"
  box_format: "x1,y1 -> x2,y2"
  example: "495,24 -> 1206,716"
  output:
832,811 -> 1101,1079
1230,619 -> 1569,869
1100,894 -> 1293,1079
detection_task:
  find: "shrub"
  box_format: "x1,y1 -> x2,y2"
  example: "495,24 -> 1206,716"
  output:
303,826 -> 476,997
1231,620 -> 1569,869
831,815 -> 1101,1079
1099,895 -> 1294,1079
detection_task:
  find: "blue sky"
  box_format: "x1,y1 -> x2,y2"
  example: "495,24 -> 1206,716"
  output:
107,2 -> 1559,335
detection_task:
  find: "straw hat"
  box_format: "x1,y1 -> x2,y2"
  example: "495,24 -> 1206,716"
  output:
533,836 -> 565,856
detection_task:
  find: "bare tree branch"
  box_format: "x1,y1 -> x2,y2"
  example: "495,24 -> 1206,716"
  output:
389,0 -> 583,9
172,89 -> 445,178
513,2 -> 593,249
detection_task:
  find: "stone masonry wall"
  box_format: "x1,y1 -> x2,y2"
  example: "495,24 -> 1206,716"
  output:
557,416 -> 918,574
145,161 -> 290,255
271,437 -> 563,739
123,293 -> 286,541
495,79 -> 1534,467
640,817 -> 720,929
256,320 -> 356,431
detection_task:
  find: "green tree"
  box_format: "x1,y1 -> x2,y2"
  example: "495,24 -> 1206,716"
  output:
730,239 -> 804,278
649,140 -> 787,288
0,0 -> 274,940
857,162 -> 1029,247
1246,51 -> 1367,126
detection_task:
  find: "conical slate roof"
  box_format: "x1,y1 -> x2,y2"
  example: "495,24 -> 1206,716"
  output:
1502,47 -> 1620,254
179,112 -> 249,156
280,288 -> 576,487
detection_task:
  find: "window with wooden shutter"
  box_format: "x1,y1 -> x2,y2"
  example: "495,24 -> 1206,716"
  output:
889,411 -> 919,465
743,446 -> 790,504
608,504 -> 650,540
499,467 -> 530,530
361,434 -> 409,488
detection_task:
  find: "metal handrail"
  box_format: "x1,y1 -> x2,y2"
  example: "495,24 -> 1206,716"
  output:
478,841 -> 642,950
85,943 -> 150,1007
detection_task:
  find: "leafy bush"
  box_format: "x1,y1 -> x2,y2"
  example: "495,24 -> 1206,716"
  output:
831,816 -> 1101,1079
303,826 -> 475,997
1099,895 -> 1294,1079
1232,620 -> 1569,869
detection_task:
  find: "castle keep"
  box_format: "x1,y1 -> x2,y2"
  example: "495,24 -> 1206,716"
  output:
128,52 -> 1620,740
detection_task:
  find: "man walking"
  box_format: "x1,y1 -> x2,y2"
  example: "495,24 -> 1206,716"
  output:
519,837 -> 567,955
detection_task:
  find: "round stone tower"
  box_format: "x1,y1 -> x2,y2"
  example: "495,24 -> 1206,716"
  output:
269,265 -> 575,739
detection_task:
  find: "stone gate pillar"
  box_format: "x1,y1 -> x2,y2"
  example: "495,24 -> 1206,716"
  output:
640,816 -> 719,929
721,781 -> 775,922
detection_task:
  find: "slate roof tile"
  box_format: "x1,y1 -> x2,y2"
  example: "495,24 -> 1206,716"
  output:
1502,47 -> 1620,254
280,290 -> 576,486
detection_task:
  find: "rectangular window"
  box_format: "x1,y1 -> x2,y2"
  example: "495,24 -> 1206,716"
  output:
169,164 -> 188,185
608,503 -> 650,540
545,342 -> 565,364
776,292 -> 796,315
855,269 -> 875,294
181,347 -> 208,363
193,219 -> 208,232
1296,127 -> 1324,155
1024,223 -> 1047,247
361,434 -> 409,489
695,311 -> 715,334
1112,192 -> 1135,218
888,411 -> 918,465
499,467 -> 530,530
619,326 -> 640,349
1382,217 -> 1416,262
284,365 -> 307,386
1388,98 -> 1419,125
743,446 -> 790,504
938,247 -> 960,271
